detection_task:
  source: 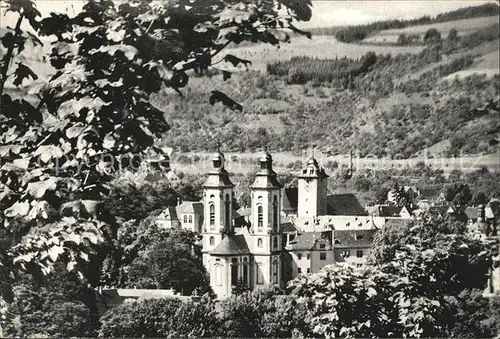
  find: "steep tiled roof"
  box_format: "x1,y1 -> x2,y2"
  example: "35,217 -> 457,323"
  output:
327,194 -> 367,216
333,229 -> 376,248
294,215 -> 381,232
210,235 -> 249,255
288,232 -> 329,250
177,201 -> 203,215
377,205 -> 402,217
281,221 -> 299,233
282,187 -> 298,212
159,206 -> 178,220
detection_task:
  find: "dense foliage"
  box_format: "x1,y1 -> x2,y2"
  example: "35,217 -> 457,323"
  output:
0,0 -> 312,302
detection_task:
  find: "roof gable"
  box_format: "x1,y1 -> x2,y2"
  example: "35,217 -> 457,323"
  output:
327,194 -> 367,216
210,235 -> 250,255
282,187 -> 298,211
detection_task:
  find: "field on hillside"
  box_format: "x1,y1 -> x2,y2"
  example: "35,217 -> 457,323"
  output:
363,16 -> 498,44
222,35 -> 425,71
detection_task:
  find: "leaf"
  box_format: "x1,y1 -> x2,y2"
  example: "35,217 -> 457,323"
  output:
27,178 -> 58,199
209,90 -> 242,111
13,63 -> 39,87
223,54 -> 252,69
48,245 -> 65,262
4,201 -> 30,217
65,123 -> 86,139
34,145 -> 64,163
222,70 -> 231,81
58,96 -> 107,118
95,44 -> 139,61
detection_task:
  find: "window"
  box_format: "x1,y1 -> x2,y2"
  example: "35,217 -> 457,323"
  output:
297,253 -> 302,260
306,253 -> 311,260
272,261 -> 278,284
298,268 -> 302,274
356,263 -> 363,268
320,253 -> 326,260
309,168 -> 314,174
342,250 -> 350,258
243,264 -> 248,284
225,193 -> 230,227
209,236 -> 215,246
209,204 -> 215,226
307,268 -> 310,273
273,236 -> 278,249
256,264 -> 263,284
183,215 -> 188,223
273,196 -> 278,230
257,238 -> 263,248
257,205 -> 263,227
320,243 -> 326,249
215,265 -> 222,285
356,250 -> 363,258
188,215 -> 193,223
231,262 -> 238,285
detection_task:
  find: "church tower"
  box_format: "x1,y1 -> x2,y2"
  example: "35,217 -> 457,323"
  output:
202,151 -> 235,266
297,156 -> 328,218
249,151 -> 283,288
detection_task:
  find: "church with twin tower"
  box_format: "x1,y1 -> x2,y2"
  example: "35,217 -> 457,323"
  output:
201,150 -> 283,299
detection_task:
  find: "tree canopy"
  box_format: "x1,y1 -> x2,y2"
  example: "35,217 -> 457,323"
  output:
0,0 -> 312,302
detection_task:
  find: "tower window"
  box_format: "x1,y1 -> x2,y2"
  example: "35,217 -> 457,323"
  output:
225,194 -> 230,227
273,196 -> 278,230
209,204 -> 215,226
273,236 -> 278,249
209,236 -> 215,246
272,260 -> 278,284
320,253 -> 326,260
257,238 -> 263,248
257,205 -> 263,227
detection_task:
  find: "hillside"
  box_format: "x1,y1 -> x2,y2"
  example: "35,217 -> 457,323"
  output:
4,7 -> 500,160
153,19 -> 499,159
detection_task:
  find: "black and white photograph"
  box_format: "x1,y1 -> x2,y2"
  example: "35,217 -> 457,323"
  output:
0,0 -> 499,337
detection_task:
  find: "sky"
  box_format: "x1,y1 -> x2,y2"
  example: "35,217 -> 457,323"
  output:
0,0 -> 495,30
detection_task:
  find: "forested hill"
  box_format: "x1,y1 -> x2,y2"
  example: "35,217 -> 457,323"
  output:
315,3 -> 499,42
158,19 -> 499,158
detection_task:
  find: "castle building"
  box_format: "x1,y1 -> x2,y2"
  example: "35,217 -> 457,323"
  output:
202,151 -> 283,299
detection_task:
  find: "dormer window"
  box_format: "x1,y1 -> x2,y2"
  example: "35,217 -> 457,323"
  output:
302,169 -> 307,174
309,168 -> 314,174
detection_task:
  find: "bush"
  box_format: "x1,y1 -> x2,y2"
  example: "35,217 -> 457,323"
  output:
99,298 -> 182,337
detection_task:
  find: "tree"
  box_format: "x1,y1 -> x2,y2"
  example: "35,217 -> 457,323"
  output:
3,269 -> 99,337
470,191 -> 488,206
424,28 -> 442,45
0,0 -> 313,303
126,229 -> 210,295
98,297 -> 183,337
219,286 -> 312,338
445,28 -> 459,53
289,213 -> 495,338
